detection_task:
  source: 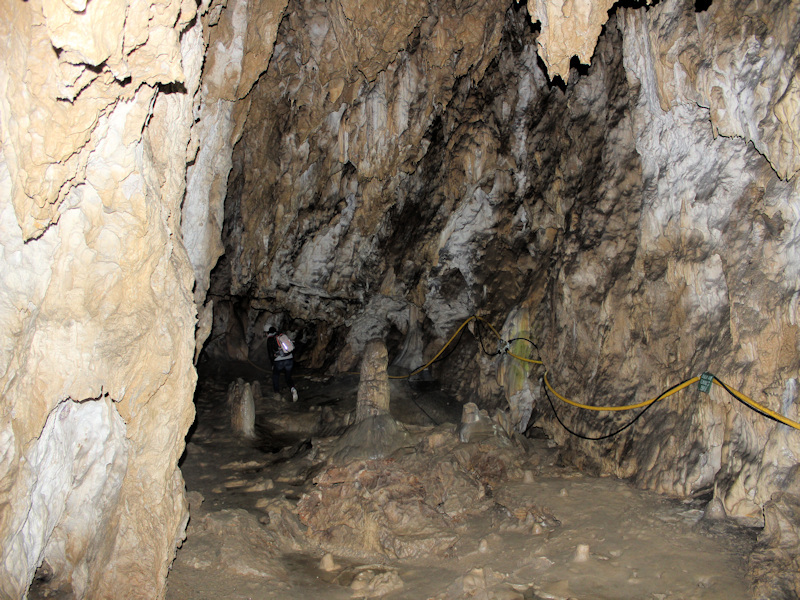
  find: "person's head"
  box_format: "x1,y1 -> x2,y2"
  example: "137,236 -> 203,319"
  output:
267,326 -> 277,335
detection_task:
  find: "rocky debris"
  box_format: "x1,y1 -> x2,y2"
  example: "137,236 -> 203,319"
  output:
180,509 -> 286,579
297,423 -> 548,560
435,567 -> 524,600
349,566 -> 404,598
297,458 -> 459,560
169,370 -> 758,599
492,486 -> 559,535
458,402 -> 512,444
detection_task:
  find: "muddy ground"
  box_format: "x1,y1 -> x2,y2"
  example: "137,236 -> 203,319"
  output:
159,360 -> 760,600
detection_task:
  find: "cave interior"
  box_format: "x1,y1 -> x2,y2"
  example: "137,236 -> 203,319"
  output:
3,0 -> 800,597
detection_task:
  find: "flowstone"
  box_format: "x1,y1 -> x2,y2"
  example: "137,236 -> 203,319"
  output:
297,406 -> 548,561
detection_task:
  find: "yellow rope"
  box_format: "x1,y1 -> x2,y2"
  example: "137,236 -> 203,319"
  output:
388,315 -> 477,379
543,371 -> 700,412
507,352 -> 543,365
712,377 -> 800,431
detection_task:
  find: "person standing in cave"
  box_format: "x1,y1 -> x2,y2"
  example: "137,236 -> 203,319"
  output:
266,326 -> 298,402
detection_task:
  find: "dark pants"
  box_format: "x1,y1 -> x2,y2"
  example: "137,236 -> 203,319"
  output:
272,358 -> 294,392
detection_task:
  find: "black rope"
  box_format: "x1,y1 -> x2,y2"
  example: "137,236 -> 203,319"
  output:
712,375 -> 784,425
407,391 -> 441,426
475,318 -> 501,357
507,336 -> 543,362
542,377 -> 696,441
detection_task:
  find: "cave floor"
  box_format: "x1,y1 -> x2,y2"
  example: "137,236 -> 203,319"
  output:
166,361 -> 757,600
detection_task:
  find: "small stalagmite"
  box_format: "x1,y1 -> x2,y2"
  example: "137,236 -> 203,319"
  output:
356,339 -> 392,421
331,339 -> 410,462
227,378 -> 256,440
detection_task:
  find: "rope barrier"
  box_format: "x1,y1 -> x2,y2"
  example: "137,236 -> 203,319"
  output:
246,313 -> 800,436
432,315 -> 800,435
388,315 -> 477,379
543,371 -> 700,412
712,376 -> 800,430
541,375 -> 697,440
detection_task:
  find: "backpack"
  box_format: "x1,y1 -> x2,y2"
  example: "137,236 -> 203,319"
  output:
276,333 -> 294,354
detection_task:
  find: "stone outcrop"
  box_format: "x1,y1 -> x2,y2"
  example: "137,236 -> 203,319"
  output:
298,424 -> 535,561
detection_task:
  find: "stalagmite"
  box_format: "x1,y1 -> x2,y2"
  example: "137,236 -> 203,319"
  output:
227,379 -> 257,439
331,339 -> 411,461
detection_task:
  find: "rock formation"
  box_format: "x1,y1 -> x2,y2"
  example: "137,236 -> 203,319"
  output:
227,378 -> 257,439
3,0 -> 800,596
0,0 -> 201,595
331,338 -> 411,461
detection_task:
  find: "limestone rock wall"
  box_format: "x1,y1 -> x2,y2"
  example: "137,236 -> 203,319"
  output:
213,0 -> 510,368
186,0 -> 288,356
488,0 -> 800,529
0,0 -> 293,590
213,2 -> 800,591
0,0 -> 201,596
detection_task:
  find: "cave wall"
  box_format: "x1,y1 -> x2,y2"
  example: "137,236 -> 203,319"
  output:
0,0 -> 294,592
0,0 -> 201,595
214,0 -> 800,589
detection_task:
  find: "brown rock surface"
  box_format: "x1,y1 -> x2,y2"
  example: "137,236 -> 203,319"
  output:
0,0 -> 200,596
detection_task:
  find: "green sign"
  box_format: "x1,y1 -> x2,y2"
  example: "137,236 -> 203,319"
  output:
699,372 -> 714,394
